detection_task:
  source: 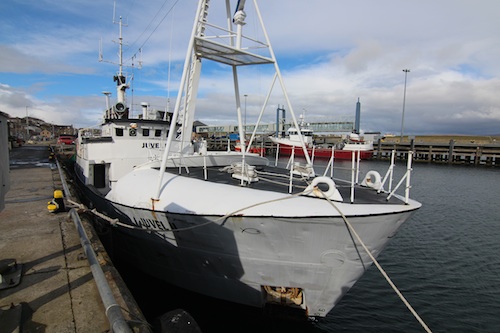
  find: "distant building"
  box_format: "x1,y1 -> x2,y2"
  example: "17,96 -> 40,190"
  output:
195,121 -> 355,138
40,129 -> 52,140
6,115 -> 75,141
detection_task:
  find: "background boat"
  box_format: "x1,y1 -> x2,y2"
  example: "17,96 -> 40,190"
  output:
271,128 -> 374,160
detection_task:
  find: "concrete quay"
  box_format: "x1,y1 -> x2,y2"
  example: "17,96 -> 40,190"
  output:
0,145 -> 149,333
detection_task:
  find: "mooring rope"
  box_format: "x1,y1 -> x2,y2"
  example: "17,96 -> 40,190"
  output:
215,188 -> 314,223
69,198 -> 215,233
316,188 -> 433,333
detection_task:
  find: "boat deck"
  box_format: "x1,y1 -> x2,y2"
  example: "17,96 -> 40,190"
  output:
164,165 -> 404,205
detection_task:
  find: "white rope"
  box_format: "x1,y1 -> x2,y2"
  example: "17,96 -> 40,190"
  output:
216,188 -> 314,223
318,189 -> 432,333
67,199 -> 86,210
83,204 -> 213,233
90,208 -> 120,227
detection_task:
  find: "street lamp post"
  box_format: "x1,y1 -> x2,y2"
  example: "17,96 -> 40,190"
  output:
244,94 -> 248,130
400,69 -> 410,143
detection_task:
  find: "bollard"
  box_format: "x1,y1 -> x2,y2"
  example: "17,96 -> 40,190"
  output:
47,190 -> 65,213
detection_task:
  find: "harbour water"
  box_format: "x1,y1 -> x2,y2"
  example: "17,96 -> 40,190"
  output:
113,158 -> 500,332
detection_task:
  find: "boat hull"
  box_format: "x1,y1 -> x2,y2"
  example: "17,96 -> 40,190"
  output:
76,168 -> 419,318
234,146 -> 266,156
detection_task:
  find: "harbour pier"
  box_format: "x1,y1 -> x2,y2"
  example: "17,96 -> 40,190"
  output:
0,145 -> 149,332
374,138 -> 500,166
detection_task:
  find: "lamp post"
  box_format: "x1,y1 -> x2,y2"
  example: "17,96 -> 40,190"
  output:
244,94 -> 248,130
400,69 -> 410,143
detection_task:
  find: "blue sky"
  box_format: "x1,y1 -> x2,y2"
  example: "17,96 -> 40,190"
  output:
1,0 -> 500,135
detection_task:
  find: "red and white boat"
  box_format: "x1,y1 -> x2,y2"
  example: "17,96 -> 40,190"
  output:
271,126 -> 374,160
234,140 -> 266,156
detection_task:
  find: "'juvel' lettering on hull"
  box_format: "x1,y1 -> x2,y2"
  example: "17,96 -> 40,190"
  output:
142,142 -> 161,149
133,217 -> 168,231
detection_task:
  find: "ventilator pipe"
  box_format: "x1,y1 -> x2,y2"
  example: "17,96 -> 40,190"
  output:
141,102 -> 148,119
69,209 -> 133,333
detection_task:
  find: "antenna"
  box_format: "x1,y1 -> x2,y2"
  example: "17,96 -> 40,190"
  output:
112,0 -> 117,24
118,16 -> 123,76
137,48 -> 143,70
99,3 -> 141,113
99,37 -> 103,62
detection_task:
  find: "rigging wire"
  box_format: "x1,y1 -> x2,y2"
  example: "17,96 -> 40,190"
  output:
165,3 -> 175,114
124,0 -> 181,63
125,0 -> 171,52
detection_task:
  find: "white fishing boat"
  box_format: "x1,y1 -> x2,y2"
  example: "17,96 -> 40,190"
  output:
75,0 -> 421,319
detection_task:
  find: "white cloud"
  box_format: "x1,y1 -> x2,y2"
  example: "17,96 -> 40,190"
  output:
0,0 -> 499,135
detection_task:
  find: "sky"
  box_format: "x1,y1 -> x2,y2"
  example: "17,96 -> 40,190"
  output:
1,0 -> 500,136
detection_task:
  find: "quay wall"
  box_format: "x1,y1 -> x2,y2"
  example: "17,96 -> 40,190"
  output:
374,139 -> 500,166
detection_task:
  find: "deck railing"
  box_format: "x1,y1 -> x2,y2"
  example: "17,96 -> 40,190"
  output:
279,148 -> 414,204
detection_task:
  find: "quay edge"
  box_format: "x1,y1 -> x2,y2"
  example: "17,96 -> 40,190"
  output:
0,144 -> 150,333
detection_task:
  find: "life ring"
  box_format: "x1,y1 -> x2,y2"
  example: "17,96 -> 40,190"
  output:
362,170 -> 382,190
305,177 -> 343,201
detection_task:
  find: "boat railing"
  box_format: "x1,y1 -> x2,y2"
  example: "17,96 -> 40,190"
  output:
330,149 -> 413,204
202,20 -> 269,53
324,149 -> 361,203
280,148 -> 414,204
381,150 -> 414,204
170,140 -> 414,204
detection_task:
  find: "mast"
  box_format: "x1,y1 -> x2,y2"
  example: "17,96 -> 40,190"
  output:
113,17 -> 129,117
154,0 -> 314,199
154,0 -> 207,200
252,0 -> 312,165
100,16 -> 130,120
232,0 -> 248,160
